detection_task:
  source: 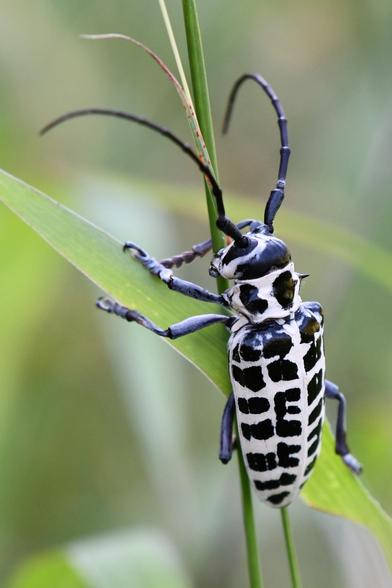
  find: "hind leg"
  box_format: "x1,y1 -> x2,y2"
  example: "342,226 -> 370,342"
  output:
325,380 -> 362,474
219,393 -> 236,464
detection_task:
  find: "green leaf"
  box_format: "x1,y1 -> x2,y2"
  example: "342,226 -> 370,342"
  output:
0,168 -> 230,395
1,167 -> 392,568
5,529 -> 192,588
302,424 -> 392,569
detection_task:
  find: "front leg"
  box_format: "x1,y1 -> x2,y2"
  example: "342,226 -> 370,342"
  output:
123,242 -> 226,306
325,379 -> 362,474
97,297 -> 234,338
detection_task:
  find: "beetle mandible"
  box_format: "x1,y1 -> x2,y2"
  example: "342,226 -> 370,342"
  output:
41,73 -> 362,507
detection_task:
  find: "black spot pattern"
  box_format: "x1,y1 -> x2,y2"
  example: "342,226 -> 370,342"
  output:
241,419 -> 274,441
303,338 -> 322,371
307,438 -> 319,457
274,392 -> 302,437
272,271 -> 296,309
232,344 -> 241,363
246,452 -> 277,472
240,342 -> 262,362
237,397 -> 270,414
304,456 -> 317,476
239,284 -> 269,315
229,300 -> 326,505
307,369 -> 323,404
307,419 -> 322,441
242,366 -> 265,392
254,473 -> 296,491
277,442 -> 301,468
308,398 -> 324,425
249,397 -> 270,413
231,365 -> 243,385
287,388 -> 301,401
241,423 -> 251,440
267,360 -> 298,382
267,491 -> 290,505
263,333 -> 293,360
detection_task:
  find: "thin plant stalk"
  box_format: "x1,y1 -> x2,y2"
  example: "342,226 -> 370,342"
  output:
181,2 -> 264,587
158,0 -> 194,106
237,428 -> 264,588
158,0 -> 227,293
280,507 -> 303,588
180,0 -> 227,293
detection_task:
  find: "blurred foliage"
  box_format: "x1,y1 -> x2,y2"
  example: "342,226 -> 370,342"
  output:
5,530 -> 192,588
1,1 -> 392,587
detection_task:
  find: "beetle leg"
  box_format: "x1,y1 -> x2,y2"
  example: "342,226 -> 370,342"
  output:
97,298 -> 234,338
219,393 -> 236,464
159,219 -> 258,270
324,379 -> 362,474
123,242 -> 227,305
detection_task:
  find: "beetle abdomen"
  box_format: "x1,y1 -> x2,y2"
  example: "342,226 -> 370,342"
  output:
229,302 -> 325,507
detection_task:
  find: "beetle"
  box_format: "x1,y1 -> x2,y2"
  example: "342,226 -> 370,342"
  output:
41,73 -> 362,508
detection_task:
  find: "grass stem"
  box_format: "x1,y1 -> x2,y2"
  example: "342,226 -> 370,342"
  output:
281,507 -> 303,588
181,2 -> 263,586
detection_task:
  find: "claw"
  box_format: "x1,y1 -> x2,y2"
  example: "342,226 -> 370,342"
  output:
123,242 -> 147,257
219,454 -> 231,465
343,453 -> 362,475
96,297 -> 114,313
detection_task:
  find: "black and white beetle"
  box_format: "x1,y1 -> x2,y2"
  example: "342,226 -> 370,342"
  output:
41,73 -> 362,508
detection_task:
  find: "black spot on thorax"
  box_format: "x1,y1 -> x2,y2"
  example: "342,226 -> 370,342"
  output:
272,271 -> 297,309
239,284 -> 269,315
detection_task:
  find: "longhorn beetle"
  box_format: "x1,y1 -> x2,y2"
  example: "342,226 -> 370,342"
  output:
41,73 -> 362,508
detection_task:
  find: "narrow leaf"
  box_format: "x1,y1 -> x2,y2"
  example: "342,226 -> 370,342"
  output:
0,169 -> 230,395
302,424 -> 392,569
1,168 -> 391,568
5,529 -> 192,588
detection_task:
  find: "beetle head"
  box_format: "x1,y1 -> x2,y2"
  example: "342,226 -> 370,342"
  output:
209,223 -> 291,281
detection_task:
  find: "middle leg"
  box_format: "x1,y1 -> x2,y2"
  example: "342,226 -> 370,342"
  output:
219,393 -> 236,464
97,297 -> 234,338
159,219 -> 258,270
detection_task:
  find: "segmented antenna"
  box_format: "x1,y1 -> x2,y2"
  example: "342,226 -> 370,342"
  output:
222,74 -> 291,232
40,108 -> 246,244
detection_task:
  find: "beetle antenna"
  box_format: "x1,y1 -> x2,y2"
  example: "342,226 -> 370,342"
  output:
40,108 -> 245,244
222,74 -> 291,232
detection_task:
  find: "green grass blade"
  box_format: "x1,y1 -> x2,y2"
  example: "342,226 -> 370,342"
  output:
180,3 -> 261,585
0,168 -> 230,395
302,423 -> 392,569
280,508 -> 303,588
181,0 -> 218,176
5,529 -> 192,588
157,0 -> 194,107
181,0 -> 227,286
1,167 -> 392,570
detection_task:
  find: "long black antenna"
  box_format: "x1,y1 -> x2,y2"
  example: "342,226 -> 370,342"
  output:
40,108 -> 246,244
222,73 -> 291,232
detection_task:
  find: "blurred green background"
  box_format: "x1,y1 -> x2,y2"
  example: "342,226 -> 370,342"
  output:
1,1 -> 392,586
